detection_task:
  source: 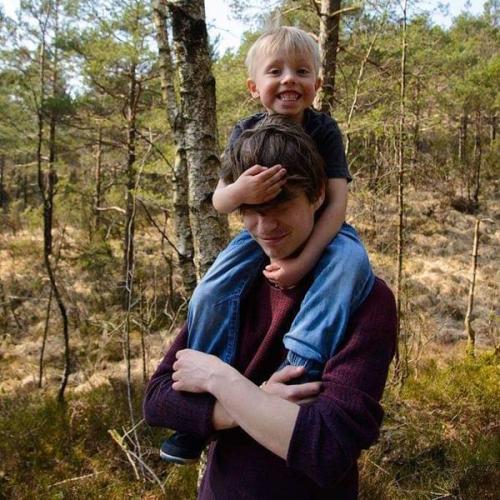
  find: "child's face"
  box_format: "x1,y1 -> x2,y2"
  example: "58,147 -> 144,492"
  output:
247,49 -> 321,124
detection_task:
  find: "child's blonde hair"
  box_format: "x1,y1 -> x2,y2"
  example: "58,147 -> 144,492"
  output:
245,26 -> 321,79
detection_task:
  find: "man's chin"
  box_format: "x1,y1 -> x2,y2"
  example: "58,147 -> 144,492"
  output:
261,245 -> 294,260
260,245 -> 283,260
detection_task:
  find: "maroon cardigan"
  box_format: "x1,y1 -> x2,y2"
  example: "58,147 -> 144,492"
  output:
144,277 -> 397,499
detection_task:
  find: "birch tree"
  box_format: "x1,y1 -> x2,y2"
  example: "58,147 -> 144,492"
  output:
167,0 -> 229,278
152,0 -> 196,294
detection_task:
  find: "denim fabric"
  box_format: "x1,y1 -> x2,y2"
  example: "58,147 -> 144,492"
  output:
187,230 -> 266,364
277,352 -> 324,383
187,223 -> 374,370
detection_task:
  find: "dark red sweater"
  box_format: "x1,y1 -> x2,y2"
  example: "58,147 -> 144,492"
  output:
144,277 -> 397,499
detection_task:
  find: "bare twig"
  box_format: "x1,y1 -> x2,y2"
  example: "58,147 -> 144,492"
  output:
108,428 -> 165,492
49,471 -> 103,488
95,205 -> 126,214
137,198 -> 182,257
108,429 -> 140,480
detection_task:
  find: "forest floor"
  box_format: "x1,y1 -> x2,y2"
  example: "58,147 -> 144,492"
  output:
1,183 -> 498,393
0,183 -> 498,498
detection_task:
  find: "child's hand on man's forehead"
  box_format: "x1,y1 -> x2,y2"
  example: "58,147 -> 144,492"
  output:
232,164 -> 287,207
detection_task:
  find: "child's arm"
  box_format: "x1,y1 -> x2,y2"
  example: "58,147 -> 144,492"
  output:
212,165 -> 287,214
263,178 -> 348,288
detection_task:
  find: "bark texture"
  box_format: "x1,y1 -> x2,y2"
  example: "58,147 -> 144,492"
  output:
472,111 -> 482,207
314,0 -> 341,114
168,0 -> 228,278
394,0 -> 408,382
465,219 -> 480,356
153,0 -> 196,293
94,126 -> 103,234
123,65 -> 138,309
0,155 -> 5,211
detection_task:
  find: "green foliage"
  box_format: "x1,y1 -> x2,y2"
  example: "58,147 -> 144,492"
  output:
0,356 -> 497,498
42,93 -> 77,121
78,238 -> 116,279
214,36 -> 260,144
0,385 -> 198,499
360,354 -> 500,499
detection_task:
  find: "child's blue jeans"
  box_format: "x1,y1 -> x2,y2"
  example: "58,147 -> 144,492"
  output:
187,223 -> 375,375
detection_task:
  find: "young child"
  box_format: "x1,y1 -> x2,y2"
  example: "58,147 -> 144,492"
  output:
159,26 -> 375,464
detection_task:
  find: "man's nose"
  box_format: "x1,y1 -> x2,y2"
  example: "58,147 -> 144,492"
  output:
257,214 -> 279,233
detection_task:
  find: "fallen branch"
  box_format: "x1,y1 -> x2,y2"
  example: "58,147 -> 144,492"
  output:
95,205 -> 126,214
108,428 -> 165,493
49,471 -> 103,488
108,428 -> 140,480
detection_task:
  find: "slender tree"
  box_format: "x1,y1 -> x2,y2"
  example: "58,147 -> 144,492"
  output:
0,155 -> 5,211
313,0 -> 342,113
465,219 -> 480,356
18,0 -> 72,401
394,0 -> 408,382
167,0 -> 229,278
152,0 -> 196,294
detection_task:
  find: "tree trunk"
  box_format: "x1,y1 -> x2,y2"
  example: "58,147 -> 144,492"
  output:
22,174 -> 28,208
168,0 -> 229,278
50,1 -> 70,403
153,0 -> 196,294
411,77 -> 422,183
0,155 -> 6,212
173,148 -> 197,291
394,0 -> 408,383
94,125 -> 103,235
120,63 -> 143,469
458,112 -> 468,198
314,0 -> 341,114
369,134 -> 381,192
123,66 -> 138,309
34,0 -> 70,402
465,219 -> 480,356
472,110 -> 482,207
38,285 -> 53,388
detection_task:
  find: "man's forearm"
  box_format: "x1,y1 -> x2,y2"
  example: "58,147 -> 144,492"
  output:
212,401 -> 237,430
208,364 -> 300,459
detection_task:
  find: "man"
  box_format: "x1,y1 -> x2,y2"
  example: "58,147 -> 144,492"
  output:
144,118 -> 397,499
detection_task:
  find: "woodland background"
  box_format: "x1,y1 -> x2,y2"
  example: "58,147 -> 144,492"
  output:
0,0 -> 498,498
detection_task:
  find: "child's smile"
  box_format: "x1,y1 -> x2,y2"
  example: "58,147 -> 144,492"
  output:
278,91 -> 300,101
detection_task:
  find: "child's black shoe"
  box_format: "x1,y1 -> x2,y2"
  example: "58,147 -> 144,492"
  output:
160,432 -> 207,464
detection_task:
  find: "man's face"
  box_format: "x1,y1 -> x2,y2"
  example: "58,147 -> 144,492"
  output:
242,191 -> 323,261
246,49 -> 321,124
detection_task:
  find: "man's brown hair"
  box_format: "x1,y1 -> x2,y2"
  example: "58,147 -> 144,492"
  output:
221,115 -> 326,209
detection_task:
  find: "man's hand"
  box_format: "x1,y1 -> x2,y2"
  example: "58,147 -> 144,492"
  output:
231,164 -> 287,206
263,255 -> 310,289
261,366 -> 321,405
172,349 -> 226,393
